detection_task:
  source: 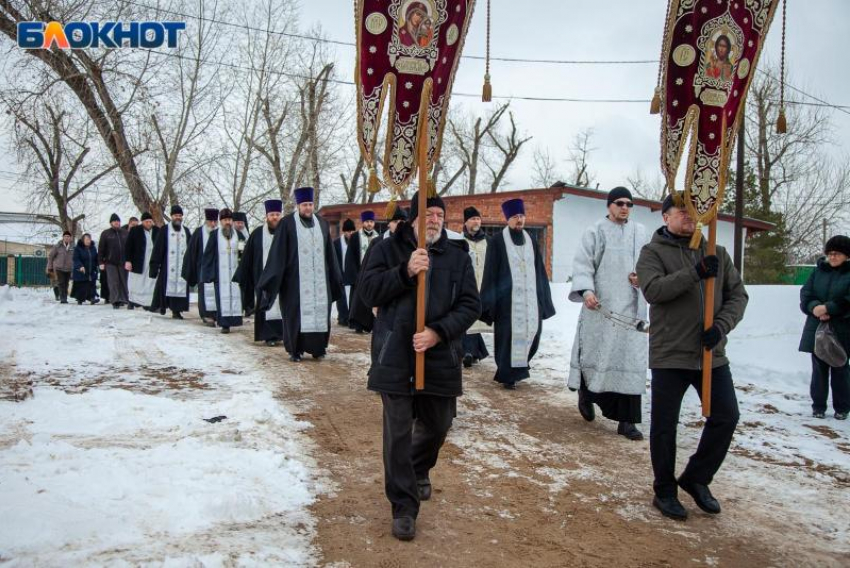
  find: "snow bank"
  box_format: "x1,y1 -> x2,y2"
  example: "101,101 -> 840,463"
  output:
0,286 -> 318,565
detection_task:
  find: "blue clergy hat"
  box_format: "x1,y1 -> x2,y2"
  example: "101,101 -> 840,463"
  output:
264,199 -> 283,214
294,187 -> 314,204
501,198 -> 525,220
361,210 -> 376,222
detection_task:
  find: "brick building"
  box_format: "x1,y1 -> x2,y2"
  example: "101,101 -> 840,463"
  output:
318,186 -> 772,281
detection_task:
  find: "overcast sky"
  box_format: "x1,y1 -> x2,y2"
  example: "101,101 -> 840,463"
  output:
1,0 -> 848,224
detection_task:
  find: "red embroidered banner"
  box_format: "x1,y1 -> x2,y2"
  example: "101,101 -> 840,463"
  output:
355,0 -> 477,195
659,0 -> 779,223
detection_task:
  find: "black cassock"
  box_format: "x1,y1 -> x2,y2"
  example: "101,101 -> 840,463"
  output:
182,226 -> 217,319
200,228 -> 246,329
235,225 -> 284,342
480,228 -> 556,385
332,237 -> 349,325
257,213 -> 343,357
149,224 -> 192,314
343,230 -> 378,331
348,237 -> 382,331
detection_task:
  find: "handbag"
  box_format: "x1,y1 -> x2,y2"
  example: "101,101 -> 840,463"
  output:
814,321 -> 849,368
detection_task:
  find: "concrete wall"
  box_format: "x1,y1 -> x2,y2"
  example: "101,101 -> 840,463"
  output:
551,194 -> 746,283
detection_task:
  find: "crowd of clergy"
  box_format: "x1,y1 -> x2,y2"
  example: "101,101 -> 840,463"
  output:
49,184 -> 751,539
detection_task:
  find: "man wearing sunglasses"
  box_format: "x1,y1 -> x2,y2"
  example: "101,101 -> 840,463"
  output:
568,187 -> 649,441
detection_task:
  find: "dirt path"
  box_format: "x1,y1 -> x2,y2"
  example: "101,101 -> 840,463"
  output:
229,323 -> 842,568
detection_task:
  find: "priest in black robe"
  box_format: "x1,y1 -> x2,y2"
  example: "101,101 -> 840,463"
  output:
257,187 -> 343,361
182,208 -> 219,324
124,211 -> 159,310
333,218 -> 356,326
235,199 -> 285,345
344,210 -> 379,333
479,198 -> 556,389
461,206 -> 491,367
150,205 -> 192,318
200,208 -> 246,333
233,211 -> 250,240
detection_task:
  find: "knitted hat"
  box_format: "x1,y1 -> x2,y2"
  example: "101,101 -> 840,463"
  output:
342,218 -> 356,232
501,198 -> 525,220
607,186 -> 633,206
141,212 -> 153,221
825,235 -> 850,257
464,206 -> 482,222
409,191 -> 446,221
109,213 -> 120,223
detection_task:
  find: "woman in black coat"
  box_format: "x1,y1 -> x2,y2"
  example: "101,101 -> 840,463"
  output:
72,234 -> 100,304
799,235 -> 850,420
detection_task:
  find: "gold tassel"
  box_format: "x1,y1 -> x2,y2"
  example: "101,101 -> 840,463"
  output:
385,198 -> 397,220
650,87 -> 662,115
367,166 -> 381,194
482,74 -> 492,103
689,222 -> 704,250
776,108 -> 787,134
427,178 -> 437,198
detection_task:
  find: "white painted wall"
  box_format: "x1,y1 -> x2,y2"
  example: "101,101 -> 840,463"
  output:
551,194 -> 746,283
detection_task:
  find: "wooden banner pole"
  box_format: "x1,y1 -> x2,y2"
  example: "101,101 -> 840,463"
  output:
414,117 -> 430,391
701,217 -> 717,417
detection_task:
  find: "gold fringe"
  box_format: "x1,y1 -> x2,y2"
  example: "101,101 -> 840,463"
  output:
368,166 -> 381,194
427,178 -> 437,198
776,108 -> 787,134
482,74 -> 492,102
690,222 -> 704,250
650,87 -> 662,115
384,198 -> 397,220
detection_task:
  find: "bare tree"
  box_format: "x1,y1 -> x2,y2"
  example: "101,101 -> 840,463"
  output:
567,127 -> 596,187
531,146 -> 560,188
0,0 -> 161,220
627,167 -> 667,201
447,102 -> 510,194
484,111 -> 531,192
3,95 -> 121,235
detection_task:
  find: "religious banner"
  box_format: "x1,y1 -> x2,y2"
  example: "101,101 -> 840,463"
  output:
657,0 -> 780,230
355,0 -> 478,198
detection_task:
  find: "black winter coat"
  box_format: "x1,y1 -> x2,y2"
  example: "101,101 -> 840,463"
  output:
799,257 -> 850,354
72,242 -> 99,282
124,225 -> 159,274
358,223 -> 481,397
98,226 -> 128,266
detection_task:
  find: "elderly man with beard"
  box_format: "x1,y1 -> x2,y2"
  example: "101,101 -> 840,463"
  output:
201,209 -> 246,334
480,198 -> 556,390
257,187 -> 343,361
358,192 -> 480,541
235,199 -> 285,346
637,191 -> 748,521
150,205 -> 192,318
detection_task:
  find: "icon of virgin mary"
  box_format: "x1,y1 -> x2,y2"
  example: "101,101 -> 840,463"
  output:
399,1 -> 435,48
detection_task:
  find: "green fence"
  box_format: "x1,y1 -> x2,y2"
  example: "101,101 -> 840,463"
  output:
12,255 -> 50,286
781,265 -> 816,286
0,256 -> 7,285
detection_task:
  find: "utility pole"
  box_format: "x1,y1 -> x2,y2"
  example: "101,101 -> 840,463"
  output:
733,102 -> 745,274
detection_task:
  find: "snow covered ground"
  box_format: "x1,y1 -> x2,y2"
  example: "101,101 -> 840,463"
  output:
1,283 -> 848,565
0,287 -> 319,566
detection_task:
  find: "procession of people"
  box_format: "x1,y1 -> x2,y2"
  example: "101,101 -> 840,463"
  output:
42,183 -> 850,542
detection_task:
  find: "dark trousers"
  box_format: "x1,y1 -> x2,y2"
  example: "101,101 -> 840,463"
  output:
336,288 -> 349,326
811,354 -> 850,414
381,393 -> 456,519
650,365 -> 739,498
56,270 -> 71,301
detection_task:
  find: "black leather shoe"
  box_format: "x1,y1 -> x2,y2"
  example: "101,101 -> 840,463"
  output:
265,340 -> 279,347
289,354 -> 302,362
462,354 -> 473,368
127,304 -> 135,310
578,388 -> 595,422
813,411 -> 826,419
417,479 -> 432,501
834,412 -> 847,420
171,311 -> 184,320
653,495 -> 688,521
220,327 -> 230,334
678,479 -> 721,514
617,422 -> 644,441
392,516 -> 416,541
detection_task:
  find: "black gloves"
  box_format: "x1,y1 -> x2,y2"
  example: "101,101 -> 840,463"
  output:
695,255 -> 720,279
702,325 -> 723,350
